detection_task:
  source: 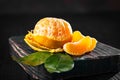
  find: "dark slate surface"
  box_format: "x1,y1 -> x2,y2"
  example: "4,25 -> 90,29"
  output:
9,36 -> 120,80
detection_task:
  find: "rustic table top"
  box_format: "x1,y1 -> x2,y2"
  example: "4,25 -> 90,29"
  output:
9,36 -> 120,80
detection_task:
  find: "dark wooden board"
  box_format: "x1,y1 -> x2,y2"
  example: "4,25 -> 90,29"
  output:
9,36 -> 120,80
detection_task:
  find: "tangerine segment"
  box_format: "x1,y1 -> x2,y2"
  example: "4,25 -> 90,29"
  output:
33,17 -> 72,42
24,32 -> 63,52
88,38 -> 97,51
72,31 -> 85,42
63,36 -> 92,56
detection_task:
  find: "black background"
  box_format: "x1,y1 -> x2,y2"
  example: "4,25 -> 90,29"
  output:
0,0 -> 120,80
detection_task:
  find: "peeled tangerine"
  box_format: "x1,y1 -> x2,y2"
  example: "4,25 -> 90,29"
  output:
24,17 -> 73,52
63,31 -> 97,56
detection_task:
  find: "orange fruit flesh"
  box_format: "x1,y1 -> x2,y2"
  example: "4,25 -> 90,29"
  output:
72,31 -> 85,42
24,17 -> 73,52
33,17 -> 72,42
88,38 -> 97,51
63,31 -> 97,56
24,17 -> 97,55
63,36 -> 92,56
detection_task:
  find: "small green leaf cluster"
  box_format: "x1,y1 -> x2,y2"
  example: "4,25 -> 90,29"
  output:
13,51 -> 74,73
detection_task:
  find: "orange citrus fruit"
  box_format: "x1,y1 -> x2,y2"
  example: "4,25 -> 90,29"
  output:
63,30 -> 97,56
88,38 -> 97,51
24,17 -> 73,52
72,31 -> 85,42
63,36 -> 92,56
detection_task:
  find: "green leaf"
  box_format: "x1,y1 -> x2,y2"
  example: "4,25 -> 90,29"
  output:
44,53 -> 74,73
17,51 -> 51,66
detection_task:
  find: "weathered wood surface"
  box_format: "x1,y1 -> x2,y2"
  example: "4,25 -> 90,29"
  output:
9,36 -> 120,80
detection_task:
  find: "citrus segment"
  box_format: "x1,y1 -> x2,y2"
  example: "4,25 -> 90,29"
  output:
72,31 -> 84,42
88,38 -> 97,51
63,36 -> 92,56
